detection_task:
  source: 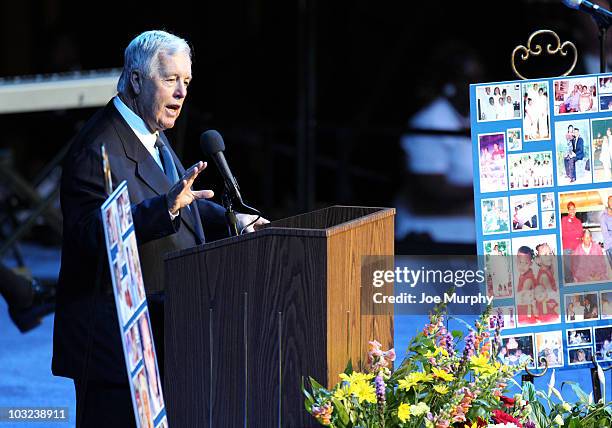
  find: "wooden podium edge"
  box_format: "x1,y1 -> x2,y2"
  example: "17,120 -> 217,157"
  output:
164,206 -> 396,261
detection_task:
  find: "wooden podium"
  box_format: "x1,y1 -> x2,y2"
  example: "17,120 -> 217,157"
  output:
164,206 -> 394,427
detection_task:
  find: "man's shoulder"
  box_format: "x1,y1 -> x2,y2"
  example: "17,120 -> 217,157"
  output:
73,103 -> 117,146
67,102 -> 127,160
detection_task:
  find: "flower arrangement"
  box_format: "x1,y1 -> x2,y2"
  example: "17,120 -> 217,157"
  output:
303,309 -> 534,427
511,370 -> 612,428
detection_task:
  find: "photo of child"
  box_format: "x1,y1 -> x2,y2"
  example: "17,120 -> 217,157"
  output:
535,330 -> 564,368
484,239 -> 513,299
125,321 -> 143,372
554,77 -> 597,115
512,235 -> 560,326
133,367 -> 154,428
568,347 -> 593,366
498,334 -> 535,368
564,292 -> 600,322
488,306 -> 516,330
476,84 -> 521,122
542,211 -> 556,230
566,328 -> 593,346
478,133 -> 508,193
554,120 -> 592,186
117,189 -> 133,234
599,76 -> 612,112
541,192 -> 555,211
601,95 -> 612,112
118,274 -> 134,325
138,313 -> 164,418
508,152 -> 553,190
125,233 -> 145,307
522,81 -> 550,141
594,326 -> 612,362
481,197 -> 510,235
103,204 -> 120,249
601,291 -> 612,319
507,128 -> 522,151
510,194 -> 539,231
599,76 -> 612,94
591,118 -> 612,183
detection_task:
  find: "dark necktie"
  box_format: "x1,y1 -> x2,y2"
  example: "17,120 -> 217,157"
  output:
154,136 -> 205,244
154,137 -> 180,185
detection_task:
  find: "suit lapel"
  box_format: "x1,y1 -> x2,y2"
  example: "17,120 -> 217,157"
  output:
108,102 -> 202,242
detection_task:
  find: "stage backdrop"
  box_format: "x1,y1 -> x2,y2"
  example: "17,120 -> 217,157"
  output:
470,74 -> 612,372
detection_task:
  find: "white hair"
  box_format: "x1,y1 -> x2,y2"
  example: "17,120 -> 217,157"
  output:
117,30 -> 191,94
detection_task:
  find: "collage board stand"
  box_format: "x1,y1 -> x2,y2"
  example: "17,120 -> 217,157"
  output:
101,180 -> 168,428
470,72 -> 612,371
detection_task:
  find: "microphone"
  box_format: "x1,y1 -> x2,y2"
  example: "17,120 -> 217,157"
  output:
200,130 -> 243,204
562,0 -> 612,23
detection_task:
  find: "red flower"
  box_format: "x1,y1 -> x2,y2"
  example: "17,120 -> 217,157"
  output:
491,409 -> 522,428
500,396 -> 516,408
465,417 -> 488,427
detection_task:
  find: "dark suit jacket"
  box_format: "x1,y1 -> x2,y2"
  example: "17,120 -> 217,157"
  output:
52,100 -> 227,382
575,137 -> 584,161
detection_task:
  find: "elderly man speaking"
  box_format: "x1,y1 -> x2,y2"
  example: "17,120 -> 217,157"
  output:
52,30 -> 265,427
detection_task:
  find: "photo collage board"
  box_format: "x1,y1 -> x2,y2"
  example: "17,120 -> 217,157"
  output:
101,181 -> 168,428
470,74 -> 612,370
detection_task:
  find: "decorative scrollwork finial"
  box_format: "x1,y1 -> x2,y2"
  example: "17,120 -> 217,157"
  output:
511,30 -> 578,80
525,356 -> 549,378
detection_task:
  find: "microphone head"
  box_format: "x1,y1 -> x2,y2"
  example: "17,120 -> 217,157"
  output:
562,0 -> 582,9
200,129 -> 225,155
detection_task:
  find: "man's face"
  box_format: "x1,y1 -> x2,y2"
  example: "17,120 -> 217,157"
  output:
573,129 -> 580,138
568,204 -> 576,218
136,51 -> 191,132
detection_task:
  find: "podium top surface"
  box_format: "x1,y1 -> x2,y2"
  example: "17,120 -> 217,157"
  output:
165,205 -> 394,261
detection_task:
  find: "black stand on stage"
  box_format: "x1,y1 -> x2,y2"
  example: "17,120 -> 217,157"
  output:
594,15 -> 611,72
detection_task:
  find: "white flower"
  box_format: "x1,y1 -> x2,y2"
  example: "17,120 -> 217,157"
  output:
562,402 -> 571,412
409,402 -> 430,417
554,414 -> 565,425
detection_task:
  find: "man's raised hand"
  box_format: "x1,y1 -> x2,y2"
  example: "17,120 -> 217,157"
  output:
167,161 -> 214,215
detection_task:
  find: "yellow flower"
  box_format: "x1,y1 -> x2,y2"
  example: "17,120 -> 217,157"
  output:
424,347 -> 448,358
433,385 -> 450,394
398,372 -> 434,391
398,403 -> 411,423
431,367 -> 455,382
333,387 -> 348,400
349,381 -> 376,404
338,372 -> 375,384
469,355 -> 498,377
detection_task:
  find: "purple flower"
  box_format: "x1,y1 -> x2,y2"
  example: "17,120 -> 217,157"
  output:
375,373 -> 386,413
524,421 -> 536,428
444,331 -> 455,357
463,330 -> 476,359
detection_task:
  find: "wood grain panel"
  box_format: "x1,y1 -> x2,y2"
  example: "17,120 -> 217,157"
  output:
165,206 -> 394,426
326,210 -> 394,384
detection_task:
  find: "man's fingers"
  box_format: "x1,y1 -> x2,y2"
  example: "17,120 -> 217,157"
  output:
192,189 -> 214,199
253,217 -> 270,230
184,161 -> 206,180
